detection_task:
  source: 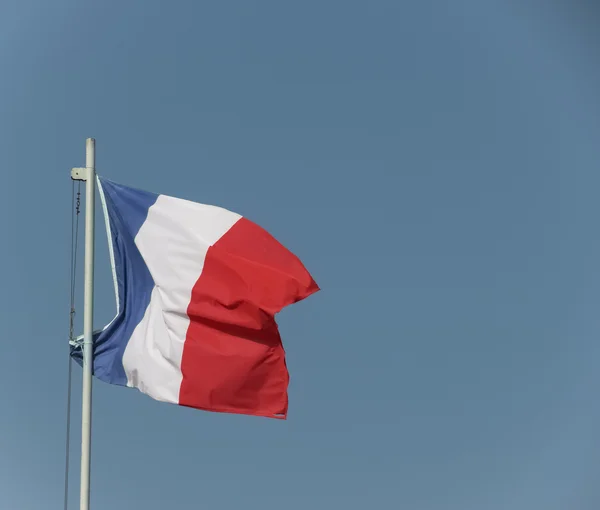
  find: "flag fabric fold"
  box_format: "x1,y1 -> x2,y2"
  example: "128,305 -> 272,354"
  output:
70,176 -> 319,419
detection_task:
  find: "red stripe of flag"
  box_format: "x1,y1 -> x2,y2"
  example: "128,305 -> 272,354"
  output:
179,217 -> 319,418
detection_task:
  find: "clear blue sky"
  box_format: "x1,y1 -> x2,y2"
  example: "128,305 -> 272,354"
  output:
1,1 -> 600,509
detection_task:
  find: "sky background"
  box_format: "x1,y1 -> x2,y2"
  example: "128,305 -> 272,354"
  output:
1,1 -> 600,509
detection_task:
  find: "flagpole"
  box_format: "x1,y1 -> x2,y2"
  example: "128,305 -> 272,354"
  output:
80,137 -> 95,510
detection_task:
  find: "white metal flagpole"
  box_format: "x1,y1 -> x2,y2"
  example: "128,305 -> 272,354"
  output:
69,138 -> 96,509
75,138 -> 96,510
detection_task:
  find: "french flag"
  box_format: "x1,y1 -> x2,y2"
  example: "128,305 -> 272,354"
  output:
71,177 -> 319,419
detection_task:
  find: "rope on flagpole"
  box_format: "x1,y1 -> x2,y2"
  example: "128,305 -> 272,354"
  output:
64,180 -> 82,510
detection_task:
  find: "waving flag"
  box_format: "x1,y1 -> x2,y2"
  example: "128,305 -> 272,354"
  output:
71,177 -> 319,419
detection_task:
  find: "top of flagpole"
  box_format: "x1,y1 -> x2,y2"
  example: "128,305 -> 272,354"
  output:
86,138 -> 95,169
